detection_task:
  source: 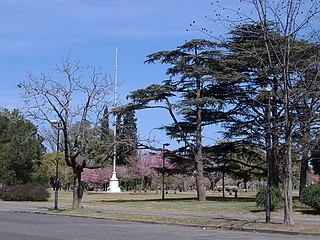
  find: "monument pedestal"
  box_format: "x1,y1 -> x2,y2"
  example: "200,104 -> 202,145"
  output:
108,172 -> 121,192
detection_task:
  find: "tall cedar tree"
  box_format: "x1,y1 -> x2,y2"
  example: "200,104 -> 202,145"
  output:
224,23 -> 284,189
118,39 -> 235,201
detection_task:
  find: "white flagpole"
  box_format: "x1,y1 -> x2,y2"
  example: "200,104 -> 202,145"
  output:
108,46 -> 121,192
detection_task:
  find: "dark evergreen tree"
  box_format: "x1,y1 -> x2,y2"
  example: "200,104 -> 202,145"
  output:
116,110 -> 138,165
223,23 -> 284,188
0,108 -> 45,185
290,41 -> 320,197
78,107 -> 114,166
224,23 -> 320,196
101,106 -> 113,143
204,141 -> 265,187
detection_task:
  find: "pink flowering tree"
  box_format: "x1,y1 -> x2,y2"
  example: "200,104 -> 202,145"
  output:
81,167 -> 110,191
80,151 -> 190,193
139,151 -> 183,192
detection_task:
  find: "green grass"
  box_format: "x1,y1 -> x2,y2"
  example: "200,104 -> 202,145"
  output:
44,190 -> 320,234
48,190 -> 319,218
85,192 -> 255,213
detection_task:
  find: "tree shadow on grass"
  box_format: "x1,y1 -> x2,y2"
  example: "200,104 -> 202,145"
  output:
94,195 -> 256,204
206,196 -> 256,203
248,208 -> 284,213
295,209 -> 320,216
292,196 -> 320,216
96,197 -> 197,203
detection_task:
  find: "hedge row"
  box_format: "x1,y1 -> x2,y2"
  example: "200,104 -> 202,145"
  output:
0,184 -> 50,201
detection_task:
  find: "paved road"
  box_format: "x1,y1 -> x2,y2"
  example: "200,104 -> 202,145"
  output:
0,211 -> 318,240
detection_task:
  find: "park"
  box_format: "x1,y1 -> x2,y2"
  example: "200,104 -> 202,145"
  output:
1,1 -> 320,238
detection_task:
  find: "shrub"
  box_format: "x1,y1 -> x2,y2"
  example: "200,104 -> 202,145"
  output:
0,184 -> 50,201
216,185 -> 238,195
301,184 -> 320,212
256,187 -> 283,211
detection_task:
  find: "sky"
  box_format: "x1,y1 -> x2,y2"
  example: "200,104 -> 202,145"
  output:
0,0 -> 248,149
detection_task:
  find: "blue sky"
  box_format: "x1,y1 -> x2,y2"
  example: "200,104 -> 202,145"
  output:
0,0 -> 245,148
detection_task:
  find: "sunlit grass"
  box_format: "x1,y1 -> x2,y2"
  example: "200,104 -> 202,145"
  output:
47,189 -> 318,220
87,191 -> 255,214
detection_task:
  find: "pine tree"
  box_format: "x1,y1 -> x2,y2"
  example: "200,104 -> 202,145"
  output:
118,39 -> 233,201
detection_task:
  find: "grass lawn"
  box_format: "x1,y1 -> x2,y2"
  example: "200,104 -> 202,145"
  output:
84,192 -> 259,216
46,189 -> 320,234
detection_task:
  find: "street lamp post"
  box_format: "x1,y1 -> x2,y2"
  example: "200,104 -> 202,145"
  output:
162,143 -> 170,200
259,87 -> 272,223
50,119 -> 60,210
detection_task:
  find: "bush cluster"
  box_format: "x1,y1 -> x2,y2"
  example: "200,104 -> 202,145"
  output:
301,184 -> 320,212
255,187 -> 283,211
0,184 -> 50,201
217,185 -> 238,193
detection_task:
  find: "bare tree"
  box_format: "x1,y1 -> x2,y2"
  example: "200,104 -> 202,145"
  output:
18,56 -> 114,208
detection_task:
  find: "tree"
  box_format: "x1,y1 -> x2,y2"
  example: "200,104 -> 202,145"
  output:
248,0 -> 319,225
32,152 -> 72,188
116,110 -> 138,165
18,57 -> 114,208
223,23 -> 284,189
205,141 -> 265,189
207,0 -> 320,224
117,39 -> 230,201
0,108 -> 45,185
290,41 -> 320,198
81,167 -> 110,190
117,151 -> 178,192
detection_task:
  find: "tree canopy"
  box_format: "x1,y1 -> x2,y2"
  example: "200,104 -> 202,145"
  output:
0,108 -> 45,185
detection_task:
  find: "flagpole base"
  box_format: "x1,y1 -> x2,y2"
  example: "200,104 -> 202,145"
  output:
108,172 -> 121,192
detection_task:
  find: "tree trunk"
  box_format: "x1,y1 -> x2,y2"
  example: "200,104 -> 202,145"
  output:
193,46 -> 206,202
72,167 -> 82,209
195,157 -> 206,201
299,150 -> 308,198
244,181 -> 247,191
299,126 -> 310,199
271,76 -> 280,188
284,135 -> 294,224
183,175 -> 187,192
283,70 -> 294,225
222,171 -> 225,198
